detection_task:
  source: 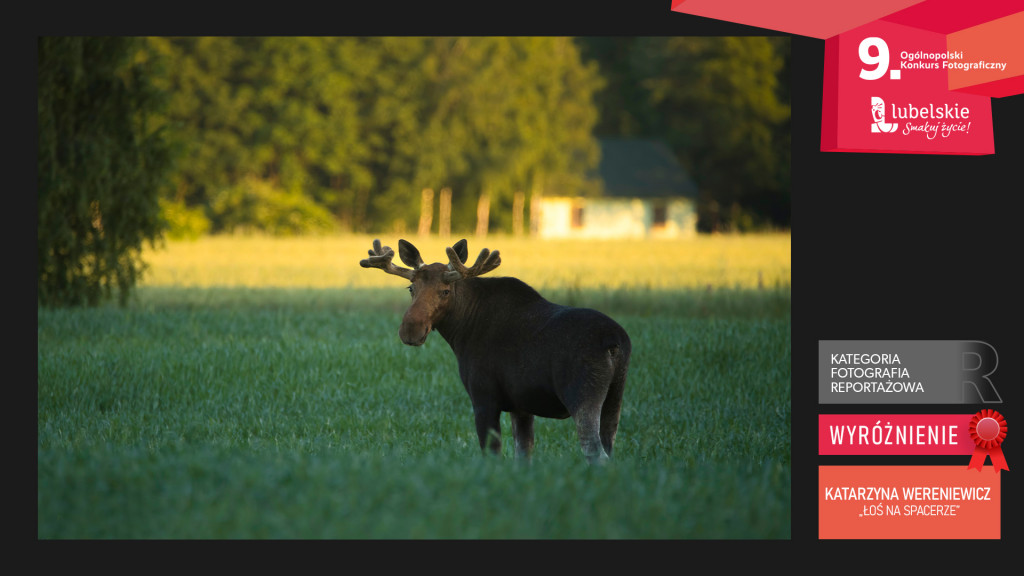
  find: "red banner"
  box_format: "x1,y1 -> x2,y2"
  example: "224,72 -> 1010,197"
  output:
821,19 -> 994,154
820,466 -> 1001,539
819,414 -> 976,455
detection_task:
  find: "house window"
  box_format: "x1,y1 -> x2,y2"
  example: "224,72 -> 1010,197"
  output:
571,203 -> 585,228
652,202 -> 667,228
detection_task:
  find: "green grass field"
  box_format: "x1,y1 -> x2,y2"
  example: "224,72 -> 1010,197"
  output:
37,234 -> 791,539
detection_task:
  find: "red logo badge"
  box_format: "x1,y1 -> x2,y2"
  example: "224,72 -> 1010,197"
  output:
968,409 -> 1008,472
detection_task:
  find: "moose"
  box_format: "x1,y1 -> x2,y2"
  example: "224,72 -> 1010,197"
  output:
360,238 -> 631,463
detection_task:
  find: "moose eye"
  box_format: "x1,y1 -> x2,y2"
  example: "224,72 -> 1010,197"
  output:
441,289 -> 450,297
408,285 -> 415,296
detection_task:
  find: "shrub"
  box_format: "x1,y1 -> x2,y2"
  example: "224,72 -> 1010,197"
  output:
159,198 -> 211,240
208,177 -> 336,236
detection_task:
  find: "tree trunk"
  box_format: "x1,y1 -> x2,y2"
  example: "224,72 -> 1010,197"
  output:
529,189 -> 542,236
512,191 -> 525,236
439,187 -> 452,240
475,190 -> 490,239
418,188 -> 434,237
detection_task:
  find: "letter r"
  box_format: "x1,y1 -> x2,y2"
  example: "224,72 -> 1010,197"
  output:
960,341 -> 1001,403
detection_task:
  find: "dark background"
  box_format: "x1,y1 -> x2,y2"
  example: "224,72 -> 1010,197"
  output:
790,32 -> 1021,546
580,4 -> 1022,551
32,0 -> 1020,561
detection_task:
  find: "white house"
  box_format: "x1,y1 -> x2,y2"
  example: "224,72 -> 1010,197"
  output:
535,139 -> 699,239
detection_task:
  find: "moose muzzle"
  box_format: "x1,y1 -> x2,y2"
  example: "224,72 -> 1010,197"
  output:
399,312 -> 431,346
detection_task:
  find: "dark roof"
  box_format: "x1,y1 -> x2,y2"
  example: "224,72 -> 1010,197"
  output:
593,138 -> 698,199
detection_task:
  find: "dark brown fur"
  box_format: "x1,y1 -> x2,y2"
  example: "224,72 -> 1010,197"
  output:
361,239 -> 631,463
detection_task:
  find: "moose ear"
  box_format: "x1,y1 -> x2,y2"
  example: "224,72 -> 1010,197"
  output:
398,239 -> 424,269
452,239 -> 468,264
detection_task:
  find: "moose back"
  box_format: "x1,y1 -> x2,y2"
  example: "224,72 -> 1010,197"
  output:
360,238 -> 631,463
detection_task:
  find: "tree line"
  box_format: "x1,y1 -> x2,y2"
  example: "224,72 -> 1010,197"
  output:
38,36 -> 789,305
145,36 -> 603,238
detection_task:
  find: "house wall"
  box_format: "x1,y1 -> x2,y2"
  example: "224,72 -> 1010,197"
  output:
537,197 -> 697,239
655,198 -> 699,239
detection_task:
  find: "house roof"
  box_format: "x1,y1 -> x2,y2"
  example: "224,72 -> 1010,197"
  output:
592,138 -> 698,199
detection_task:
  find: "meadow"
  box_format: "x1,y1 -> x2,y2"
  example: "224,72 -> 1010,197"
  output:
37,233 -> 791,539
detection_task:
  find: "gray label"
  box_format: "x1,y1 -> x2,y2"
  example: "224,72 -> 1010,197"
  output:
819,340 -> 1000,404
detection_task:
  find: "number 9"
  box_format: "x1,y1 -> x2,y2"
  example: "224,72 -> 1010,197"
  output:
859,37 -> 889,81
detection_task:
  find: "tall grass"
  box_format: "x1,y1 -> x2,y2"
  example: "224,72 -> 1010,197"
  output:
138,233 -> 792,291
38,234 -> 791,539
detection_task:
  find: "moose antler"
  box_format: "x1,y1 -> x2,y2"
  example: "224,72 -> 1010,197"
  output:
360,239 -> 416,280
443,243 -> 501,283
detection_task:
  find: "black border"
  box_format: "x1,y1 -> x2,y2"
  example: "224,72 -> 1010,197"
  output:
30,0 -> 1021,563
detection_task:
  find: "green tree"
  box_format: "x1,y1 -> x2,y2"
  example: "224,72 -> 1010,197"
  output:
144,37 -> 364,235
247,37 -> 372,229
409,37 -> 602,234
638,37 -> 790,231
578,37 -> 791,231
38,37 -> 171,306
141,37 -> 602,236
349,37 -> 435,232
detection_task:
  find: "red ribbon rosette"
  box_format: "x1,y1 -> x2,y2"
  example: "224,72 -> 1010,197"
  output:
968,409 -> 1008,473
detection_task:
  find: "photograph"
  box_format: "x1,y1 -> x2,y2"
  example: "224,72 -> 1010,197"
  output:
34,1 -> 1020,559
37,34 -> 791,540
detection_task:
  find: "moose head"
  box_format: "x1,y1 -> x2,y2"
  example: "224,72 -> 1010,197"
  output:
359,238 -> 501,346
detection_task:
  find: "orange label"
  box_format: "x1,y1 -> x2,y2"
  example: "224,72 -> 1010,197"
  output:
819,465 -> 1001,539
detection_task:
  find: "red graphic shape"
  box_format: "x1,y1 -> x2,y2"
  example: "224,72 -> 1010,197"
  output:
671,1 -> 1024,99
946,10 -> 1024,98
670,0 -> 928,39
821,20 -> 994,154
881,0 -> 1023,34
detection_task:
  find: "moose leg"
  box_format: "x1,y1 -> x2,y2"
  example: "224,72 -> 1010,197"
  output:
473,404 -> 502,456
599,394 -> 623,458
600,355 -> 629,457
572,407 -> 608,464
510,412 -> 535,460
564,359 -> 614,464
